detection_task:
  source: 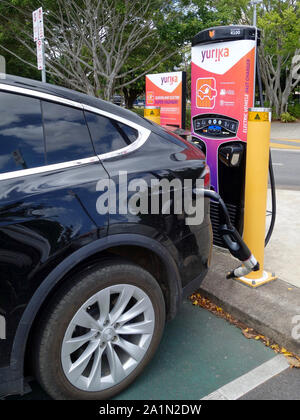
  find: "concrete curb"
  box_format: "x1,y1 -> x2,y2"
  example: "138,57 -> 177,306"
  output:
198,248 -> 300,357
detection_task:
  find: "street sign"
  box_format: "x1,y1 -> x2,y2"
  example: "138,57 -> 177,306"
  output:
32,9 -> 39,41
36,39 -> 44,70
33,7 -> 44,41
37,7 -> 44,40
33,7 -> 46,82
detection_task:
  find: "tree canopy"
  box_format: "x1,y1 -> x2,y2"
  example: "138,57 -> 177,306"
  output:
0,0 -> 298,115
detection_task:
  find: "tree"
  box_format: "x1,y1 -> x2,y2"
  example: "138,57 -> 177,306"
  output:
187,0 -> 300,116
119,43 -> 183,108
0,0 -> 182,100
257,0 -> 300,116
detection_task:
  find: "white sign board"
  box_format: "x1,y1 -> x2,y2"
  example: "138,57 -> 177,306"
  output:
32,10 -> 38,41
32,7 -> 44,41
37,39 -> 44,70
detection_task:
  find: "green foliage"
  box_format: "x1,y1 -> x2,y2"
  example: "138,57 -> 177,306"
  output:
128,105 -> 193,130
185,105 -> 191,130
258,1 -> 300,59
280,112 -> 297,123
131,108 -> 145,118
0,0 -> 298,112
288,103 -> 300,119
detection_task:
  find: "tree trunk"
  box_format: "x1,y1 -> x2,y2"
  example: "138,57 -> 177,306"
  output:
123,87 -> 140,109
281,90 -> 290,115
104,79 -> 114,102
280,53 -> 300,115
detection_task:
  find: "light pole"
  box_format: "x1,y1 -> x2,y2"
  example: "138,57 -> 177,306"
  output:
41,39 -> 46,83
250,0 -> 262,26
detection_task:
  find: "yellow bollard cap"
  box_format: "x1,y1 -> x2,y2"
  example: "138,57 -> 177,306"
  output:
248,107 -> 271,122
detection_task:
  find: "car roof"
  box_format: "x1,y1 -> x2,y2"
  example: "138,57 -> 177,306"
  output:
0,74 -> 152,129
0,75 -> 188,146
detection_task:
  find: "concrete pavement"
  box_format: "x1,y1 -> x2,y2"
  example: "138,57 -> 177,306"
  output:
270,121 -> 300,140
239,366 -> 300,400
265,189 -> 300,288
199,248 -> 300,357
270,121 -> 300,150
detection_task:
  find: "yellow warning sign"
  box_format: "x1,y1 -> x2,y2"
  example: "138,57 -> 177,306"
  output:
248,111 -> 270,122
144,107 -> 160,124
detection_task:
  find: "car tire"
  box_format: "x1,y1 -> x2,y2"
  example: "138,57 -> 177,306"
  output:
32,261 -> 166,400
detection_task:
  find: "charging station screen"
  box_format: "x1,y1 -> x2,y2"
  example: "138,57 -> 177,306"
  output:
146,71 -> 186,128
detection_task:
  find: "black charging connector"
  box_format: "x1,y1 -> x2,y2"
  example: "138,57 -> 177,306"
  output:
202,189 -> 260,278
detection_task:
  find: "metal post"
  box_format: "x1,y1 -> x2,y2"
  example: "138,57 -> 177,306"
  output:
253,3 -> 257,26
250,0 -> 262,27
237,108 -> 277,287
41,38 -> 46,83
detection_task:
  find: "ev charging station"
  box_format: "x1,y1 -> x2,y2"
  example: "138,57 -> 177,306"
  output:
191,25 -> 259,247
191,25 -> 277,286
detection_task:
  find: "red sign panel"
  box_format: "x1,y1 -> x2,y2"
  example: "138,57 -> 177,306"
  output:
145,71 -> 186,128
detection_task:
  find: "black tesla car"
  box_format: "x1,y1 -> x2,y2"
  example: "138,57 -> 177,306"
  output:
0,75 -> 212,400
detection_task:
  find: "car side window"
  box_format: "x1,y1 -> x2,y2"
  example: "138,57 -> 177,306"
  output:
85,112 -> 135,155
0,91 -> 45,174
42,101 -> 94,165
116,122 -> 138,143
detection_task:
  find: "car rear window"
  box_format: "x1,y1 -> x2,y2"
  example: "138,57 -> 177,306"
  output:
116,122 -> 138,143
85,111 -> 139,156
85,111 -> 131,156
42,101 -> 94,165
0,91 -> 45,174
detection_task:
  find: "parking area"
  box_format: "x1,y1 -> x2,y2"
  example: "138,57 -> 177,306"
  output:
7,299 -> 284,401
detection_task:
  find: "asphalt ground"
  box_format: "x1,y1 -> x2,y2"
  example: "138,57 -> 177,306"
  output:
6,299 -> 282,400
270,148 -> 300,190
240,368 -> 300,400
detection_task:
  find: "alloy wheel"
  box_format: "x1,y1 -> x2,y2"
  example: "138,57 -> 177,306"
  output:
61,284 -> 155,392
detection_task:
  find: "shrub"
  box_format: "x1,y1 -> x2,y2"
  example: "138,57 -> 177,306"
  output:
131,107 -> 144,117
288,103 -> 300,119
280,112 -> 297,123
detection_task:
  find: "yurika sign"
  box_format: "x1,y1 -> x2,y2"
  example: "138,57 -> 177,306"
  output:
145,71 -> 186,128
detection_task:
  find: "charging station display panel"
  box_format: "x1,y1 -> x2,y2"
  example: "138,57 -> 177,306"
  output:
191,31 -> 256,191
146,71 -> 186,128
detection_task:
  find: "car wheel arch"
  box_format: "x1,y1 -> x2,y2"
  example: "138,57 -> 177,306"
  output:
11,233 -> 182,384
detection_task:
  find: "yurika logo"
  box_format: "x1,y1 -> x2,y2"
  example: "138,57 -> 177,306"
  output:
201,47 -> 229,63
161,75 -> 178,86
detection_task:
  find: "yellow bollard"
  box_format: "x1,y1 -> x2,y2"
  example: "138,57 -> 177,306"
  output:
238,107 -> 277,287
144,106 -> 160,125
